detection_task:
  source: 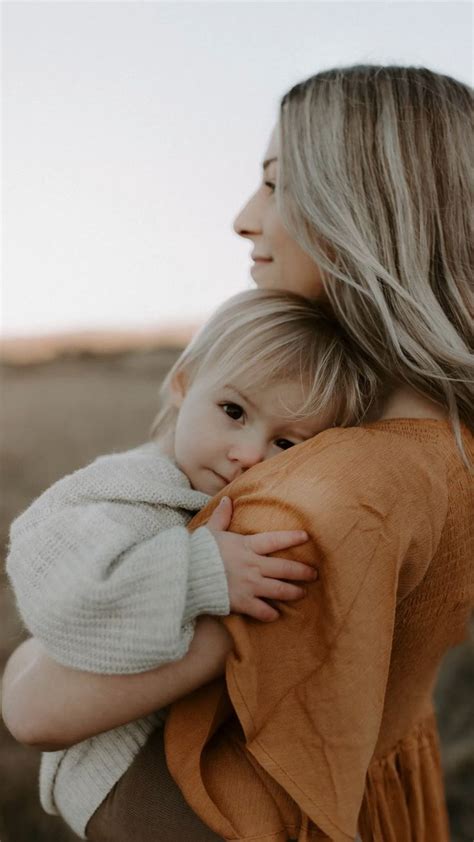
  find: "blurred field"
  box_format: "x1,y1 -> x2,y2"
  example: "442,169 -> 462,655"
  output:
0,345 -> 473,841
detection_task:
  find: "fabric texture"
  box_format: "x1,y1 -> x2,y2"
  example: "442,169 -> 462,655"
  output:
161,420 -> 472,842
7,442 -> 229,674
6,443 -> 231,838
85,723 -> 225,842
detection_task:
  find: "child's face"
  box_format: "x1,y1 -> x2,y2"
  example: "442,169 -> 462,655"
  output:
171,372 -> 327,495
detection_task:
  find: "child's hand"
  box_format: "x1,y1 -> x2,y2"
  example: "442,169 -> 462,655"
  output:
206,496 -> 317,622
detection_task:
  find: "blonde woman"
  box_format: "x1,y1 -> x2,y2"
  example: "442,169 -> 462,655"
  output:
3,65 -> 473,842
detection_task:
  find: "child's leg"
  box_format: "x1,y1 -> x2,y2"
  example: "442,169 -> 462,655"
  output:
85,726 -> 223,842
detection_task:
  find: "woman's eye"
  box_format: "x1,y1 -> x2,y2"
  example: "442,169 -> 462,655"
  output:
275,438 -> 295,451
264,180 -> 276,194
221,403 -> 244,421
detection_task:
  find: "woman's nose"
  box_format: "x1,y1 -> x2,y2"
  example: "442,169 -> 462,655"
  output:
233,191 -> 262,239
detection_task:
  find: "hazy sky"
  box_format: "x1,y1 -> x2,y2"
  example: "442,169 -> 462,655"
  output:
3,1 -> 472,337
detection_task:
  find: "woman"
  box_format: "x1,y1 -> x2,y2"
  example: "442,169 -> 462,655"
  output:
3,64 -> 473,842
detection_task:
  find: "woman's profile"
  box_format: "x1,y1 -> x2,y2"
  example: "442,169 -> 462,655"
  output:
3,64 -> 473,842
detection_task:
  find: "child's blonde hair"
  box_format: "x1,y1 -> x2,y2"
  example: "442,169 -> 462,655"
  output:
150,289 -> 380,440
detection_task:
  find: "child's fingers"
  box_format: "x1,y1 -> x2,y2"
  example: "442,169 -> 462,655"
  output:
247,530 -> 308,556
257,557 -> 318,582
256,579 -> 306,602
206,496 -> 233,532
245,598 -> 280,623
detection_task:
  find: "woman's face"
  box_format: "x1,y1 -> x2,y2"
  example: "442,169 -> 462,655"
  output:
233,128 -> 325,298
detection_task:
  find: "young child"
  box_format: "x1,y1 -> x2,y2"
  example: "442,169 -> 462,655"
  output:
7,289 -> 379,838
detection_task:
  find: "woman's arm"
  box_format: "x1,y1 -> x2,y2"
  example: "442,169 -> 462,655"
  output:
1,616 -> 232,751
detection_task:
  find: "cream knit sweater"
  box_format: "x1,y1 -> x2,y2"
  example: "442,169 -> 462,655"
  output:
7,442 -> 230,837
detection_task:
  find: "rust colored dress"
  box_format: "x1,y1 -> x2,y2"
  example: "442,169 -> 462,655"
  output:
91,420 -> 474,842
166,420 -> 472,842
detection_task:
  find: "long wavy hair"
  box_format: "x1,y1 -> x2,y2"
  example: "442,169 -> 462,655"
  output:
279,65 -> 473,458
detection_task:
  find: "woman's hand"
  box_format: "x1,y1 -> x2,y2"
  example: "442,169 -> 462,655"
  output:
206,496 -> 318,622
2,618 -> 233,751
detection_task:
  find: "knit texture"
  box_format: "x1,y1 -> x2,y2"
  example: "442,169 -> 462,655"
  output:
164,420 -> 473,842
7,442 -> 230,837
40,711 -> 167,838
7,442 -> 229,673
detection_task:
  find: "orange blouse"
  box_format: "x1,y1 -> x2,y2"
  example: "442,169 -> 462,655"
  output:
165,419 -> 473,842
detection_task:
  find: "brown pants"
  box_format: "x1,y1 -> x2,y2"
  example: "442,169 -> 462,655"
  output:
85,726 -> 224,842
86,727 -> 299,841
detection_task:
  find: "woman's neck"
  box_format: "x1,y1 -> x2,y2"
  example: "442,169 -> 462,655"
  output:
379,384 -> 448,421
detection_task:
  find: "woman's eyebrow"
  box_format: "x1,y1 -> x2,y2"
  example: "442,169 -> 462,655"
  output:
262,157 -> 277,171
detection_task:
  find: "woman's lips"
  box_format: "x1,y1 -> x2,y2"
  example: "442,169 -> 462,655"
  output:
251,257 -> 273,277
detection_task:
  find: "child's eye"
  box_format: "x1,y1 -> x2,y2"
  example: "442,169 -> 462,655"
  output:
264,180 -> 276,194
221,402 -> 244,421
275,438 -> 295,451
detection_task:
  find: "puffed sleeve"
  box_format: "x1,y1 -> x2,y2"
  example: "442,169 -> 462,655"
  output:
167,426 -> 448,842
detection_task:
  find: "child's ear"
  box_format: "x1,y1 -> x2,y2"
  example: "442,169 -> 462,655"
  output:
169,370 -> 187,407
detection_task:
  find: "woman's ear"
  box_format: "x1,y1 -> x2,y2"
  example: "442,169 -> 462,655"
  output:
169,370 -> 187,407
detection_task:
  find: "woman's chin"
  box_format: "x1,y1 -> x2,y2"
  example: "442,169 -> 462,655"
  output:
250,262 -> 276,287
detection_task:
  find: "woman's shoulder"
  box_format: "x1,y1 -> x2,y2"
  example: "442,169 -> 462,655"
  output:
235,419 -> 458,523
267,419 -> 453,484
220,420 -> 463,578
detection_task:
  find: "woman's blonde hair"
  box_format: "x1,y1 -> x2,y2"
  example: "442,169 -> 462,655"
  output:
279,65 -> 473,456
151,289 -> 380,440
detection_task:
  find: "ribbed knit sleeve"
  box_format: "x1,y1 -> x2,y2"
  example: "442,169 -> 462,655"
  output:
7,444 -> 230,674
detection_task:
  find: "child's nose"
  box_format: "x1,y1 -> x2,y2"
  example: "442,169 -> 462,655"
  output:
228,440 -> 265,469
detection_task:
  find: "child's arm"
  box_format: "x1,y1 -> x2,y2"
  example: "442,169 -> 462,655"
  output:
2,616 -> 232,751
7,447 -> 315,676
3,493 -> 315,751
6,445 -> 231,674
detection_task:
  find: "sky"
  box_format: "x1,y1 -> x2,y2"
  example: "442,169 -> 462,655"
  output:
2,1 -> 473,338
